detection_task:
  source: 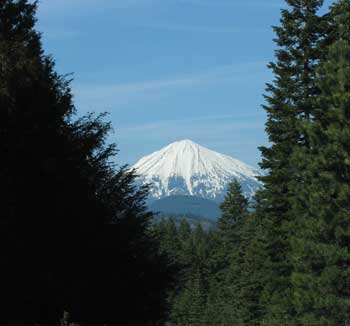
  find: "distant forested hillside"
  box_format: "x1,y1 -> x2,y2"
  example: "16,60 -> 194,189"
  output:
150,195 -> 221,220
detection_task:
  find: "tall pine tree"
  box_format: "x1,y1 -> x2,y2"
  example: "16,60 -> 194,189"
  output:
256,0 -> 326,322
206,180 -> 261,325
218,180 -> 248,246
290,1 -> 350,324
0,1 -> 170,324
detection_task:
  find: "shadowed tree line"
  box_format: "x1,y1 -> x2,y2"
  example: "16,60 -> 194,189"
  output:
1,1 -> 172,325
153,181 -> 268,325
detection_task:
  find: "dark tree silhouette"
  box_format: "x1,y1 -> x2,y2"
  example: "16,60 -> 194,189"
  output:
0,1 -> 171,325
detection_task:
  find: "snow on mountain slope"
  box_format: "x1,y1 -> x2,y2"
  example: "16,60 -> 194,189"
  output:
132,140 -> 262,202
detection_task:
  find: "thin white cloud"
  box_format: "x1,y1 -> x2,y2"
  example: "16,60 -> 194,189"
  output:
37,0 -> 154,15
36,0 -> 276,39
75,61 -> 265,101
127,22 -> 243,34
37,0 -> 284,17
118,112 -> 265,133
172,0 -> 284,8
120,20 -> 270,34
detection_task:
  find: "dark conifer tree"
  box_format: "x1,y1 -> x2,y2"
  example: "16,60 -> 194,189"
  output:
206,181 -> 253,325
234,211 -> 270,325
290,1 -> 350,323
0,1 -> 170,325
171,266 -> 207,326
157,220 -> 212,326
218,180 -> 248,311
177,218 -> 193,269
218,180 -> 248,246
256,0 -> 326,322
164,217 -> 181,260
178,218 -> 192,243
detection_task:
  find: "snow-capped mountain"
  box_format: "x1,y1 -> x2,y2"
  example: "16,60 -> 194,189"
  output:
132,139 -> 262,202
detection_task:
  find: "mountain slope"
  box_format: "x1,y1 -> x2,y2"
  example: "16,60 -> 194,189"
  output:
150,195 -> 221,220
133,140 -> 262,202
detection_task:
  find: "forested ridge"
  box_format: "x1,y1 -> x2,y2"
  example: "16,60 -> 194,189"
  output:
1,0 -> 350,325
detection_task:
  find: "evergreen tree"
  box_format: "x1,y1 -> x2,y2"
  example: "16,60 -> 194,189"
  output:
255,0 -> 326,322
290,1 -> 350,324
177,218 -> 193,268
218,180 -> 248,245
165,217 -> 181,260
171,267 -> 207,326
205,228 -> 231,324
192,223 -> 207,259
217,180 -> 249,319
207,181 -> 253,325
178,218 -> 192,243
152,216 -> 167,241
0,1 -> 170,324
159,220 -> 212,326
235,212 -> 270,325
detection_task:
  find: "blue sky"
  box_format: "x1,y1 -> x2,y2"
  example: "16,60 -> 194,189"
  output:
36,0 -> 332,167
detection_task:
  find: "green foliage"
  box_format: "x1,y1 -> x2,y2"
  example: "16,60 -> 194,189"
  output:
289,2 -> 350,324
171,267 -> 207,326
154,218 -> 211,325
154,212 -> 216,231
219,180 -> 248,245
216,185 -> 269,325
255,0 -> 327,322
156,181 -> 265,326
1,1 -> 171,325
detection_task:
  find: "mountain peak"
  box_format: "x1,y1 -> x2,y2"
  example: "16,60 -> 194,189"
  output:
165,139 -> 200,151
133,140 -> 262,202
172,139 -> 198,146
